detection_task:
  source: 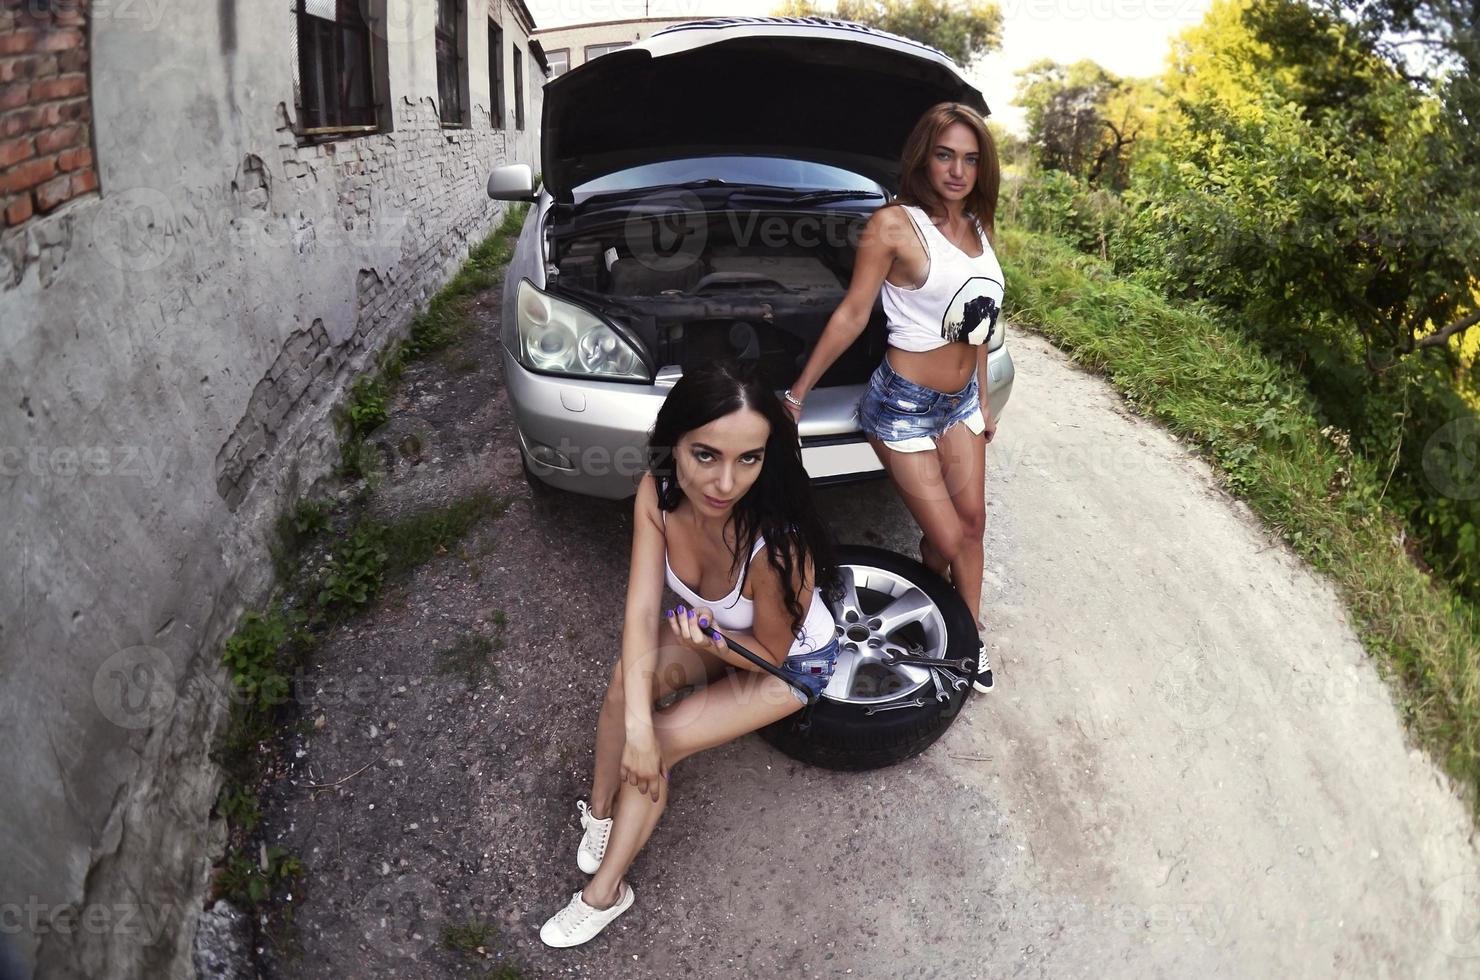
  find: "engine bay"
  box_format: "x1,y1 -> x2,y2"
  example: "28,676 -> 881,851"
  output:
544,209 -> 888,388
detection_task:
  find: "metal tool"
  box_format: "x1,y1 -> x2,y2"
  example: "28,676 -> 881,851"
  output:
881,653 -> 977,676
864,697 -> 928,716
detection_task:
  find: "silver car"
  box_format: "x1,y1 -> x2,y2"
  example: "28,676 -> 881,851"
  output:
487,16 -> 1015,498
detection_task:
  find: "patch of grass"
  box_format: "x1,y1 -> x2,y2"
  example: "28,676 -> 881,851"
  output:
405,203 -> 528,360
317,524 -> 390,611
222,611 -> 303,714
345,375 -> 389,436
272,497 -> 332,578
1002,225 -> 1480,815
441,917 -> 498,952
217,785 -> 261,835
315,492 -> 509,615
381,492 -> 511,575
218,845 -> 303,908
337,203 -> 528,481
437,633 -> 497,689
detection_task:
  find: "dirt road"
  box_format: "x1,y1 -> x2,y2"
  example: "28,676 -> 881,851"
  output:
256,320 -> 1480,979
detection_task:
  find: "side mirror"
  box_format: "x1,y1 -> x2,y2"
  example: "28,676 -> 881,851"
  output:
488,163 -> 536,201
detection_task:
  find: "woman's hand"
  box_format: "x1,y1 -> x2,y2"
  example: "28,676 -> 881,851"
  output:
982,409 -> 998,445
665,604 -> 731,658
620,728 -> 667,802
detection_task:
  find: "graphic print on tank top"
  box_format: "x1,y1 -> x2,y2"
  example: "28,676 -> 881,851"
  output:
942,276 -> 1003,346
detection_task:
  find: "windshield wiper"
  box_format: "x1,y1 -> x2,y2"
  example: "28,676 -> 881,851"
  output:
730,188 -> 884,207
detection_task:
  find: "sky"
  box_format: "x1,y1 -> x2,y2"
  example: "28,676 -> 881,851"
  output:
525,0 -> 1215,132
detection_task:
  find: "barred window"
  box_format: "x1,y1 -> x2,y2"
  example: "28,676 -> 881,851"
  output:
436,0 -> 468,127
291,0 -> 380,135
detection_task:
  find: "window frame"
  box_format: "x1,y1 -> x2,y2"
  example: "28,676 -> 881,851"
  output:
513,44 -> 524,131
435,0 -> 470,129
544,47 -> 569,77
291,0 -> 391,142
488,20 -> 505,129
583,41 -> 631,62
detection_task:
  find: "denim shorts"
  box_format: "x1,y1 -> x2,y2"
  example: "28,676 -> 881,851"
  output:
857,357 -> 986,453
779,638 -> 839,705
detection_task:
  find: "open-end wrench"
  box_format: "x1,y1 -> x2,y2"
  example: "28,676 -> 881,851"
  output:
927,665 -> 950,703
881,653 -> 977,676
864,697 -> 928,716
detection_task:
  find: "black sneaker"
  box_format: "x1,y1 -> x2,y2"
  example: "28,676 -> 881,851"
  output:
972,638 -> 994,693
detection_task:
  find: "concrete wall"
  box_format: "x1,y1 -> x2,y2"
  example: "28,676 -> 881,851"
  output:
0,1 -> 543,976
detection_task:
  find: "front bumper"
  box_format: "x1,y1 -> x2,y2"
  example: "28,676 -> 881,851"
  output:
505,345 -> 1016,499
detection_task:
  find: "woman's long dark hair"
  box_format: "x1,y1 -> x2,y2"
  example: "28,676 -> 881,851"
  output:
647,360 -> 841,640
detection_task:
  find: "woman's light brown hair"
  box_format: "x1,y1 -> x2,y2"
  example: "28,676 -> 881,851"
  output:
893,102 -> 1000,244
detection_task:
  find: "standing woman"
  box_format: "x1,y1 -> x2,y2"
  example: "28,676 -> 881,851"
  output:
538,360 -> 841,947
785,102 -> 1002,693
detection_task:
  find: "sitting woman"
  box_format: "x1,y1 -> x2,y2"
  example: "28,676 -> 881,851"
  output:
539,359 -> 841,948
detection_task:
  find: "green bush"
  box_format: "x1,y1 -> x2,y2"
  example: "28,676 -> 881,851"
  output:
1004,168 -> 1125,260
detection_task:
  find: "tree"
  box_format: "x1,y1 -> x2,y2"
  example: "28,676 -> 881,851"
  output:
1127,0 -> 1480,369
1013,59 -> 1157,190
772,0 -> 1003,68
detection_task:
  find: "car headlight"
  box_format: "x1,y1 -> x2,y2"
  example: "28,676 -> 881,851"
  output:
516,279 -> 649,381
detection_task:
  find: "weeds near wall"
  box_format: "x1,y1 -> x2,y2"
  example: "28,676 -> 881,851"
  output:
209,202 -> 529,921
339,202 -> 528,479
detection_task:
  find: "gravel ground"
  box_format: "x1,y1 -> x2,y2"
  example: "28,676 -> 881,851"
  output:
248,283 -> 1480,980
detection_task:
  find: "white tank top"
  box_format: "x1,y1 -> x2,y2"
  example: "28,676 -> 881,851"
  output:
880,203 -> 1005,352
659,507 -> 837,656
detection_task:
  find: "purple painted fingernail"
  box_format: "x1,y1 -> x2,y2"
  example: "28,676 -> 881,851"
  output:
711,630 -> 722,642
665,608 -> 674,618
677,604 -> 687,615
698,616 -> 708,628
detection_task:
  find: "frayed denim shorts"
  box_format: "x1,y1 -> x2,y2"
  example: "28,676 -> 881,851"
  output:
857,357 -> 986,453
779,638 -> 839,705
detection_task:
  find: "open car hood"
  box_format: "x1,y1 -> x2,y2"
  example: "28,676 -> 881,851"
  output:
539,16 -> 990,201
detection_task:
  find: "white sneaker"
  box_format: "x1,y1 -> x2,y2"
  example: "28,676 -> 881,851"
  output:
973,638 -> 994,694
575,800 -> 612,874
539,882 -> 635,948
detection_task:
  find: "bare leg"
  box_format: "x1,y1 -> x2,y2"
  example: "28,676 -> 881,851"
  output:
920,533 -> 950,579
869,435 -> 969,578
583,670 -> 802,908
934,421 -> 987,627
588,629 -> 728,819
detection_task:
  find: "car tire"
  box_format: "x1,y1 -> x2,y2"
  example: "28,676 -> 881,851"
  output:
759,545 -> 979,771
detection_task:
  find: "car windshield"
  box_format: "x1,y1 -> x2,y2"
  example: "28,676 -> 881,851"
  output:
572,157 -> 884,203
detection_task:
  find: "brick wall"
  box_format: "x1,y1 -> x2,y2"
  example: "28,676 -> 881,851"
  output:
0,0 -> 96,228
